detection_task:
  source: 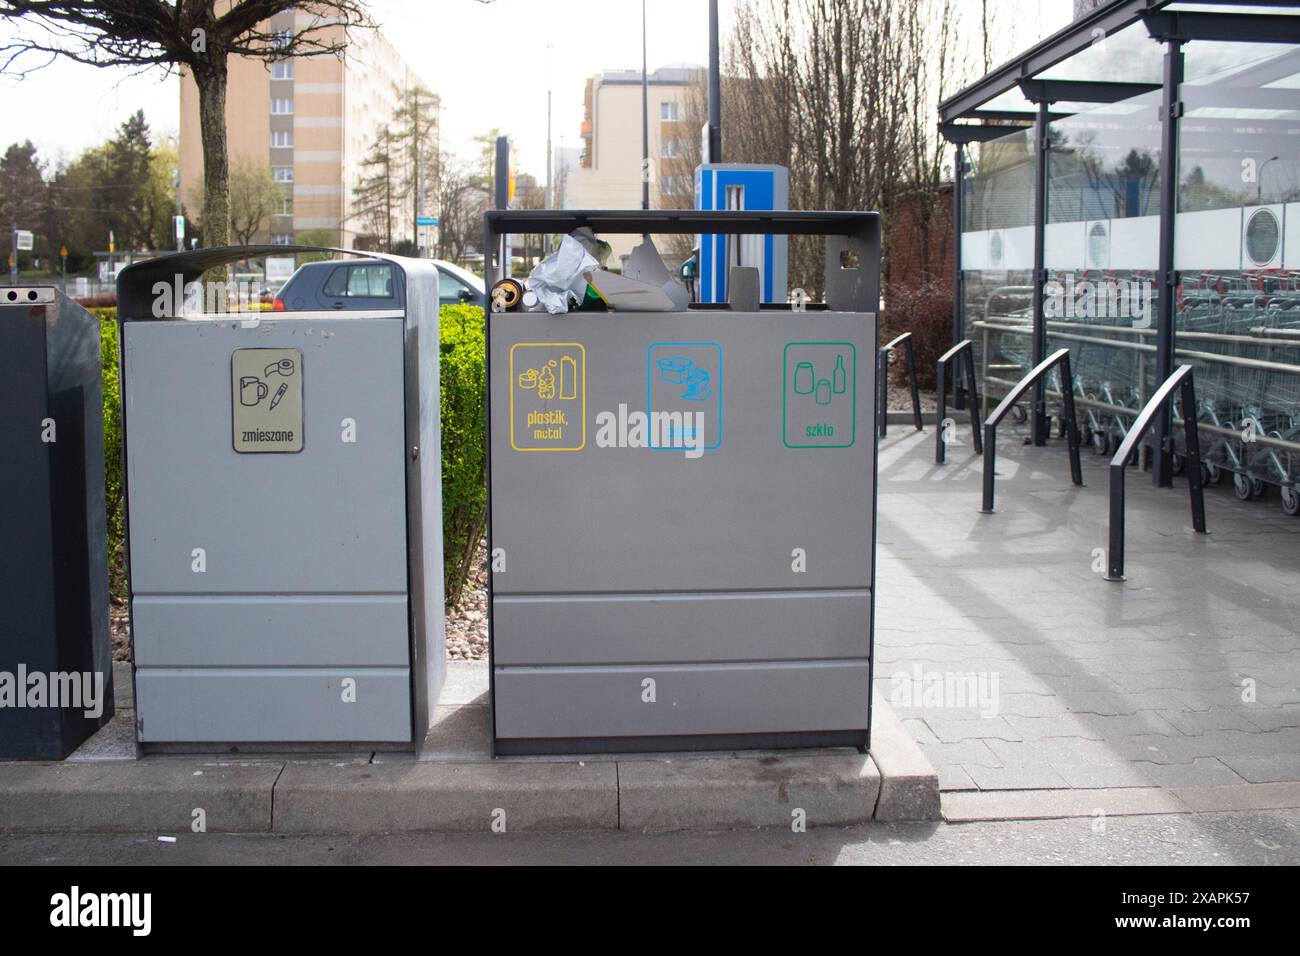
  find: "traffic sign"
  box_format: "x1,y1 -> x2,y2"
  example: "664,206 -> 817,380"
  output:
416,216 -> 438,226
14,230 -> 34,251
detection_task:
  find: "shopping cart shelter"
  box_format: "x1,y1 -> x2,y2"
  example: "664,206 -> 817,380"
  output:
941,0 -> 1300,514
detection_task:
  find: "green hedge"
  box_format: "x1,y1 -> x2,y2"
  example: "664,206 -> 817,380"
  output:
439,305 -> 487,609
94,304 -> 488,610
93,309 -> 126,602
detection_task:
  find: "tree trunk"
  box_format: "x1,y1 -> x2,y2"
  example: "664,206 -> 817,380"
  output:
193,59 -> 231,251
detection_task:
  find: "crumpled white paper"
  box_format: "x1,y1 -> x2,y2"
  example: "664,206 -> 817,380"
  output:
524,235 -> 598,314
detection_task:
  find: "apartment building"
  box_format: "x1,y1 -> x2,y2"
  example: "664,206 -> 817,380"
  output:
566,66 -> 698,259
179,9 -> 433,248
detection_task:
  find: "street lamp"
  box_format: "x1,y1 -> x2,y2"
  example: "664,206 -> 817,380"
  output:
1258,155 -> 1279,204
641,0 -> 649,211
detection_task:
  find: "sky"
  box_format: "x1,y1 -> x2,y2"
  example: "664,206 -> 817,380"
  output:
0,0 -> 1069,176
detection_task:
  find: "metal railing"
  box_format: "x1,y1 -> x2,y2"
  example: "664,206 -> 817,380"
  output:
1106,365 -> 1207,581
935,338 -> 983,464
877,331 -> 923,438
981,347 -> 1083,514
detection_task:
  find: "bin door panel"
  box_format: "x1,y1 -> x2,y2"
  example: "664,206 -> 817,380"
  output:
489,310 -> 875,595
123,319 -> 408,594
494,662 -> 871,740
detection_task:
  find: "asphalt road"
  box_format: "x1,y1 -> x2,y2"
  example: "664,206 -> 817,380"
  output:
2,810 -> 1297,865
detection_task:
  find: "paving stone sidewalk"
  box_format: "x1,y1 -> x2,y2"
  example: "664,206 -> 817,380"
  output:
873,425 -> 1300,795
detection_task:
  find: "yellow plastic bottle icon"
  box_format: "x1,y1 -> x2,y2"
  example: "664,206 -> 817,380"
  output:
559,355 -> 577,400
538,361 -> 556,399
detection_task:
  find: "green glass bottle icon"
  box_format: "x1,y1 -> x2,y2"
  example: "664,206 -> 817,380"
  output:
832,354 -> 846,395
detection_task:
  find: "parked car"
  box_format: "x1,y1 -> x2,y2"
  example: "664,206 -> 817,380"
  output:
273,257 -> 485,312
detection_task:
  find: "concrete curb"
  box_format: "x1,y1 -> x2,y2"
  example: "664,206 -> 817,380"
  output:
0,760 -> 281,833
2,662 -> 942,833
273,760 -> 619,833
942,787 -> 1187,823
869,692 -> 942,821
619,753 -> 880,831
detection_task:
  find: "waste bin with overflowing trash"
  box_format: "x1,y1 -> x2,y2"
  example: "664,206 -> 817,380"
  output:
484,210 -> 880,755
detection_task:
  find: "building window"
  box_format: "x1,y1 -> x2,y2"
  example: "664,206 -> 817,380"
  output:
270,30 -> 292,49
660,101 -> 679,122
272,129 -> 293,148
660,138 -> 680,159
272,60 -> 294,80
272,166 -> 294,183
660,175 -> 690,196
272,98 -> 294,115
276,195 -> 294,216
271,233 -> 294,245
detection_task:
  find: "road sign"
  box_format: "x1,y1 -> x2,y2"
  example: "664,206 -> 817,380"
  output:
174,216 -> 185,241
15,230 -> 34,251
416,216 -> 438,227
60,244 -> 68,259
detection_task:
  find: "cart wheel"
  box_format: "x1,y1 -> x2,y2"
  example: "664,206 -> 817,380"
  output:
1171,453 -> 1187,476
1251,478 -> 1266,499
1091,431 -> 1110,456
1011,405 -> 1027,425
1282,487 -> 1300,516
1204,462 -> 1224,485
1234,473 -> 1253,500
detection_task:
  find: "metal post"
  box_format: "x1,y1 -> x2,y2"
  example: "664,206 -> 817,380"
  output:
1106,366 -> 1207,581
1153,39 -> 1185,488
952,143 -> 965,410
906,337 -> 922,433
1181,373 -> 1207,534
493,136 -> 510,284
641,0 -> 650,211
708,0 -> 722,164
936,341 -> 984,465
966,347 -> 984,455
1031,100 -> 1050,446
981,348 -> 1082,514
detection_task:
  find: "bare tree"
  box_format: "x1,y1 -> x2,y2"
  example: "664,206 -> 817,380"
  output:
678,0 -> 967,293
352,127 -> 398,251
432,152 -> 482,262
0,1 -> 370,249
226,159 -> 281,245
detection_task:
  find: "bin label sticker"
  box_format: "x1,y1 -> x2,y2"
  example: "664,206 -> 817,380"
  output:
783,342 -> 855,448
231,348 -> 303,453
510,343 -> 586,451
646,342 -> 722,450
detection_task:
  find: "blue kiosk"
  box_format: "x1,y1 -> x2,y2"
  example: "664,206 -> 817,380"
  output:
694,163 -> 789,304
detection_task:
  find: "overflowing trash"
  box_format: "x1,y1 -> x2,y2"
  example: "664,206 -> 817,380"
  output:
501,229 -> 691,314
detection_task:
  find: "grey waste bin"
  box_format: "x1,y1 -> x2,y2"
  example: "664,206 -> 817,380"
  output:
0,286 -> 113,759
116,247 -> 444,750
485,210 -> 880,755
